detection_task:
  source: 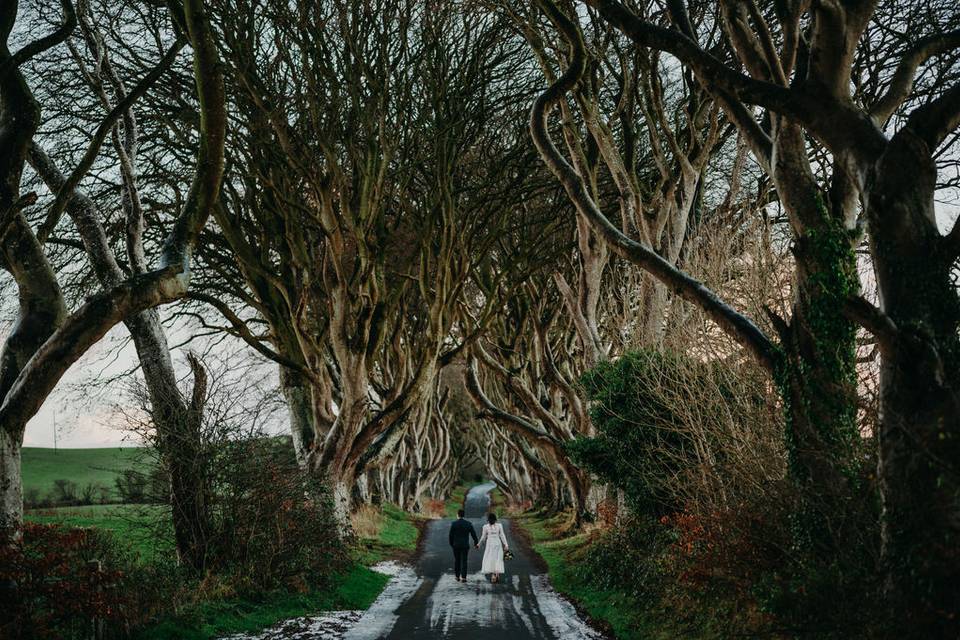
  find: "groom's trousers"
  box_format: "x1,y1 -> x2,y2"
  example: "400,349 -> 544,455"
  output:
453,547 -> 469,578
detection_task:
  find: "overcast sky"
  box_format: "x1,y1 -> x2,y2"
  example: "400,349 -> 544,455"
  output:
13,313 -> 284,449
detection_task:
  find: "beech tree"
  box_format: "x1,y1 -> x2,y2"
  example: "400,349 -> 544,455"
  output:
456,3 -> 739,524
464,279 -> 593,521
534,0 -> 959,624
23,0 -> 223,573
142,0 -> 555,518
0,0 -> 224,536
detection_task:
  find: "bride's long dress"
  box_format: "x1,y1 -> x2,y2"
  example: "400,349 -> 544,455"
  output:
479,523 -> 508,575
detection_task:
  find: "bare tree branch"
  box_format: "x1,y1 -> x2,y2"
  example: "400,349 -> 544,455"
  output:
531,0 -> 781,373
0,0 -> 76,78
37,36 -> 186,242
870,29 -> 960,125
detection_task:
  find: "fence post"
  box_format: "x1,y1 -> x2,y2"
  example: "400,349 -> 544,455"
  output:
88,559 -> 104,640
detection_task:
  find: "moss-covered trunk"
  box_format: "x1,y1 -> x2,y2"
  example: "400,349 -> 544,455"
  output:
777,213 -> 860,551
768,123 -> 861,552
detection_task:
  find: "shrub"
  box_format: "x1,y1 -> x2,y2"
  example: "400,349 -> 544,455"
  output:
51,479 -> 79,506
567,348 -> 884,636
351,504 -> 384,539
23,488 -> 42,509
421,498 -> 445,519
78,483 -> 104,506
0,523 -> 135,640
114,469 -> 147,504
570,349 -> 782,517
208,437 -> 348,592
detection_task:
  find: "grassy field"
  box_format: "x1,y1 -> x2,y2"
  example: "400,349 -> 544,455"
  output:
517,510 -> 647,640
22,447 -> 147,500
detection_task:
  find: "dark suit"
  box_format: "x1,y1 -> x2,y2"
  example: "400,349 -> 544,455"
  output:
449,517 -> 479,579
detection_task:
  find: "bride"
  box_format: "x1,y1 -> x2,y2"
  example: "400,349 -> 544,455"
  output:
477,512 -> 509,583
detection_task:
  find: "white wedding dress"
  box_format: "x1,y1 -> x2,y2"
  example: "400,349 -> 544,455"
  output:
479,522 -> 508,574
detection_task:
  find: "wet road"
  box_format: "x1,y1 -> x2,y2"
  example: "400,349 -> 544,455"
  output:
347,483 -> 603,640
226,484 -> 604,640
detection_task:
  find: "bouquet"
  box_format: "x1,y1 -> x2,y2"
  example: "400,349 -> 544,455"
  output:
504,549 -> 514,560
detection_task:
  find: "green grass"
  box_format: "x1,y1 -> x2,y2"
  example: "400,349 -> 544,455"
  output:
137,564 -> 390,640
444,484 -> 469,518
22,446 -> 147,500
26,503 -> 173,562
354,502 -> 420,565
517,510 -> 649,640
377,503 -> 419,550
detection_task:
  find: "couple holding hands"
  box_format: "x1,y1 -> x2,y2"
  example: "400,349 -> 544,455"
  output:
448,510 -> 510,583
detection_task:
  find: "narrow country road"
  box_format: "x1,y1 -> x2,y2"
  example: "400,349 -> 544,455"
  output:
344,483 -> 604,640
227,484 -> 604,640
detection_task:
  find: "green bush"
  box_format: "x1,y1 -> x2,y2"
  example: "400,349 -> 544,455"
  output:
570,349 -> 752,515
562,348 -> 887,637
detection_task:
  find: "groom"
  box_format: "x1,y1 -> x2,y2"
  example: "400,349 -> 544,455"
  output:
448,508 -> 479,582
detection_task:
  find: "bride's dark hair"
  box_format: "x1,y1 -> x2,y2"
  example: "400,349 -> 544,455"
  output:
487,513 -> 497,525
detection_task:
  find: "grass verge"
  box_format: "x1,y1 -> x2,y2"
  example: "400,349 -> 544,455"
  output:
515,510 -> 648,640
136,501 -> 421,639
137,564 -> 389,640
443,484 -> 469,518
354,502 -> 421,565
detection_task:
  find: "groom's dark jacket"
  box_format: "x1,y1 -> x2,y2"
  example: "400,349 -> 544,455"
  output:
449,517 -> 479,549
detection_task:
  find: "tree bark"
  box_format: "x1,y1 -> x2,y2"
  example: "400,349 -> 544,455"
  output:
0,0 -> 73,532
0,0 -> 224,542
0,429 -> 21,534
279,367 -> 318,466
866,129 -> 960,625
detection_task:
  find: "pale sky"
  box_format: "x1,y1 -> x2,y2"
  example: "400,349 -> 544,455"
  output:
13,312 -> 284,449
22,324 -> 135,448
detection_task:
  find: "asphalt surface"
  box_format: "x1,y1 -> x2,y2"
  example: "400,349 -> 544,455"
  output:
369,483 -> 603,640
